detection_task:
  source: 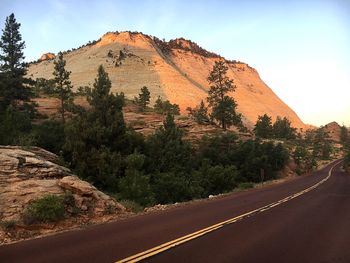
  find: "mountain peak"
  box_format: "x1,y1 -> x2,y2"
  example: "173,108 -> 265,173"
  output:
27,31 -> 307,130
95,31 -> 151,48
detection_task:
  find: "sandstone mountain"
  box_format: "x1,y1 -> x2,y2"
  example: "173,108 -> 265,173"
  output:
27,31 -> 306,129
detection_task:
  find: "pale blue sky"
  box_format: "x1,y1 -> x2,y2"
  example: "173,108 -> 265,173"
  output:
1,0 -> 349,126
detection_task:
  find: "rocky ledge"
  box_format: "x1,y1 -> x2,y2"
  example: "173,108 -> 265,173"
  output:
0,146 -> 125,243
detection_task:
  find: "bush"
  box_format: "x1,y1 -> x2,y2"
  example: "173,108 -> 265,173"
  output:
237,182 -> 254,189
32,120 -> 65,154
153,96 -> 180,115
151,172 -> 192,204
22,195 -> 65,224
119,200 -> 144,213
119,153 -> 154,206
199,164 -> 238,196
0,220 -> 16,231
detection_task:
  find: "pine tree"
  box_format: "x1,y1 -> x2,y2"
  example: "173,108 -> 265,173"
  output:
254,114 -> 273,138
53,52 -> 73,123
134,86 -> 150,111
207,61 -> 241,129
147,113 -> 191,173
119,152 -> 154,206
64,65 -> 128,190
187,100 -> 209,124
272,116 -> 297,140
0,13 -> 31,109
340,125 -> 349,145
153,96 -> 180,115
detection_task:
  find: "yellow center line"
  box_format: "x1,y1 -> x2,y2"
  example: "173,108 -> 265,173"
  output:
116,161 -> 341,263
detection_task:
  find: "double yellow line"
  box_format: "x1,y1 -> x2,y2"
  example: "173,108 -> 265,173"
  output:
116,161 -> 341,263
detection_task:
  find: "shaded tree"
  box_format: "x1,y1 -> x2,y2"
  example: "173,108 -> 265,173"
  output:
146,113 -> 191,173
0,105 -> 31,145
53,52 -> 73,123
254,114 -> 273,138
187,100 -> 209,124
134,86 -> 150,112
64,65 -> 130,191
0,13 -> 32,110
153,96 -> 180,115
273,116 -> 296,139
340,125 -> 349,145
119,152 -> 154,206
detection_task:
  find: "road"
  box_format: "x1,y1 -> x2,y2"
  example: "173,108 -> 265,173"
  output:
1,160 -> 349,263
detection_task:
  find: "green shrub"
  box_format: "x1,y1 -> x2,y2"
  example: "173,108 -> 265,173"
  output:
119,200 -> 144,213
199,164 -> 238,196
237,182 -> 254,189
0,220 -> 16,231
32,120 -> 65,154
23,195 -> 65,224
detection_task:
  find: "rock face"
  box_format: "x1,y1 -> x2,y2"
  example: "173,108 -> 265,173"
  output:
321,121 -> 342,142
27,31 -> 307,129
0,146 -> 125,222
39,53 -> 55,61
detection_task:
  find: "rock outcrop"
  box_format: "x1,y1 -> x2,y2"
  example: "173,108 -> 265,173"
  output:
0,146 -> 125,223
321,121 -> 342,142
27,31 -> 307,129
39,52 -> 55,61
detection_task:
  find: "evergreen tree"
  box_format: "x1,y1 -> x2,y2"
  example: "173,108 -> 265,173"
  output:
207,61 -> 241,129
340,125 -> 349,145
187,100 -> 209,124
119,152 -> 154,206
53,52 -> 73,123
147,113 -> 191,173
134,86 -> 150,111
272,116 -> 297,139
64,65 -> 129,190
0,105 -> 32,145
254,114 -> 273,138
0,13 -> 31,109
153,96 -> 180,115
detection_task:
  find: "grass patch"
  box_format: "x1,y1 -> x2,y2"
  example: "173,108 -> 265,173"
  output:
23,195 -> 65,224
237,182 -> 254,190
0,220 -> 16,231
119,200 -> 144,213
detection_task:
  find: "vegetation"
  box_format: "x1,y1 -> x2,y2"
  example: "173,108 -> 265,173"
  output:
53,52 -> 73,123
0,13 -> 32,110
22,195 -> 65,224
153,36 -> 220,58
273,116 -> 297,140
119,152 -> 154,206
186,100 -> 210,124
0,13 -> 36,145
340,125 -> 349,145
64,65 -> 131,191
253,114 -> 297,140
153,96 -> 180,115
0,220 -> 16,231
254,114 -> 273,138
207,61 -> 242,129
134,86 -> 150,112
342,126 -> 350,172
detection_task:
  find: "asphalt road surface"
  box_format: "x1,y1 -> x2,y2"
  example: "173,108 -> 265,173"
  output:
1,160 -> 349,263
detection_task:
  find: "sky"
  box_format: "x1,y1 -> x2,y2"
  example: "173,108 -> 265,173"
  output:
0,0 -> 349,126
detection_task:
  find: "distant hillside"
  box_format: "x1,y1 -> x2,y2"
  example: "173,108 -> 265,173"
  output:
27,31 -> 307,129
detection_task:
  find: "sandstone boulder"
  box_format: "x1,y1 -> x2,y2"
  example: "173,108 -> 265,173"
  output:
0,146 -> 125,223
